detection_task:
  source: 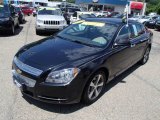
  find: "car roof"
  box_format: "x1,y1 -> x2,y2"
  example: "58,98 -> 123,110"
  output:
85,18 -> 137,25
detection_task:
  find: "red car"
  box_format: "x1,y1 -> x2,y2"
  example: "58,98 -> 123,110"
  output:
21,6 -> 34,16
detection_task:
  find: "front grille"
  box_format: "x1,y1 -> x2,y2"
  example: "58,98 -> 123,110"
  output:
13,57 -> 43,76
44,20 -> 60,25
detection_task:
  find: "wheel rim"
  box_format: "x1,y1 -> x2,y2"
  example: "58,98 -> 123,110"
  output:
88,74 -> 104,100
143,48 -> 150,63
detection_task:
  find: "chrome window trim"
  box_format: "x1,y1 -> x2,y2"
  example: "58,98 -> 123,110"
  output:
14,57 -> 43,76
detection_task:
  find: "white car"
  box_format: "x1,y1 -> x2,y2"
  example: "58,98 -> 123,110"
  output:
138,16 -> 152,24
94,11 -> 110,17
36,7 -> 67,35
129,15 -> 145,21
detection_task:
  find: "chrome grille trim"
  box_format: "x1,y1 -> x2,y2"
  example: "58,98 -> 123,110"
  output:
44,20 -> 60,25
14,57 -> 43,76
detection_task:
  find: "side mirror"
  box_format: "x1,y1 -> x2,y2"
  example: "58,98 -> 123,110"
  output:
114,38 -> 131,47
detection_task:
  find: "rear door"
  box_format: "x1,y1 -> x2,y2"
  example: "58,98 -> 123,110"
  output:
128,23 -> 148,64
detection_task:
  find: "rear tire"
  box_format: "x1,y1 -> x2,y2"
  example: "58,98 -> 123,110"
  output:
139,47 -> 151,65
82,71 -> 106,105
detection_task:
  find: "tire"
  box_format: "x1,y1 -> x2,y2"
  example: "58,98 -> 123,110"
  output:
139,47 -> 151,65
16,21 -> 20,28
36,29 -> 41,35
82,71 -> 107,105
10,24 -> 15,35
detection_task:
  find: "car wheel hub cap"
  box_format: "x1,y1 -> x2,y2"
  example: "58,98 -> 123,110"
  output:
88,74 -> 104,100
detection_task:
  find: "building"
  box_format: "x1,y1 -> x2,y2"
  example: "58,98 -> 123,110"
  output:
76,0 -> 146,15
129,1 -> 146,15
0,0 -> 3,4
76,0 -> 128,14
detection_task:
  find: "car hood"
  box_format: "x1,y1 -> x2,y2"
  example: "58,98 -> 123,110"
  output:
16,36 -> 102,71
37,15 -> 65,21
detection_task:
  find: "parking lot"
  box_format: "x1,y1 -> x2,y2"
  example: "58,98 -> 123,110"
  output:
0,16 -> 160,120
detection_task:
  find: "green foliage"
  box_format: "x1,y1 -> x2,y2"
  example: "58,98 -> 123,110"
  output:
146,0 -> 160,14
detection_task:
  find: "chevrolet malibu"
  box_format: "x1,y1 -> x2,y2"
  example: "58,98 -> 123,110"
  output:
12,18 -> 153,104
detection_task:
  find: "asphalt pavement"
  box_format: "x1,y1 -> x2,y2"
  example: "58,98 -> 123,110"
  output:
0,16 -> 160,120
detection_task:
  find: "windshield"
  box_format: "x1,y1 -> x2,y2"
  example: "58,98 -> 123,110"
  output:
0,6 -> 10,17
57,21 -> 118,48
38,9 -> 61,15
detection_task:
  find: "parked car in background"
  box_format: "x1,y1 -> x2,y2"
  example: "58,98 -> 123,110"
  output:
61,7 -> 80,15
107,12 -> 119,17
36,7 -> 67,35
155,17 -> 160,30
138,16 -> 152,24
129,15 -> 145,21
14,5 -> 25,23
145,16 -> 160,29
12,18 -> 152,105
0,4 -> 19,35
33,8 -> 38,17
70,11 -> 96,23
149,12 -> 157,16
21,6 -> 34,16
94,11 -> 110,17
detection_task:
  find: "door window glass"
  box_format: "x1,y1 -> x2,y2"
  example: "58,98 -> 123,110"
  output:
117,26 -> 130,43
136,23 -> 145,35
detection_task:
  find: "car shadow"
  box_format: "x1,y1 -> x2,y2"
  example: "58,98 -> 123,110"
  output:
23,63 -> 141,114
37,31 -> 58,37
0,26 -> 23,37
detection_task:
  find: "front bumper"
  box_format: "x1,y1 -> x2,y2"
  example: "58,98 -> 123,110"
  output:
36,23 -> 66,31
12,63 -> 85,104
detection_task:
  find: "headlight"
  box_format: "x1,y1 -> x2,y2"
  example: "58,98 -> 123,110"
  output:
46,68 -> 80,84
37,19 -> 43,23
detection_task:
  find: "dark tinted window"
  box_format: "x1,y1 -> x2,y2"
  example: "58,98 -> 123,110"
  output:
117,26 -> 130,43
136,23 -> 145,35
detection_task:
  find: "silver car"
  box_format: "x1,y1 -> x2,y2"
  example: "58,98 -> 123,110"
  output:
36,7 -> 67,35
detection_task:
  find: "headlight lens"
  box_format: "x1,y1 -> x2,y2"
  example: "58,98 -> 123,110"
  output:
46,68 -> 80,84
37,19 -> 43,23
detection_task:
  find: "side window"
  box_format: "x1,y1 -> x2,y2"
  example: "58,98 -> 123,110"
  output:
117,26 -> 130,43
136,23 -> 145,36
129,24 -> 138,38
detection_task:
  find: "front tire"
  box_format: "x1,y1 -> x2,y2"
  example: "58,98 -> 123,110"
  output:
139,47 -> 151,65
82,71 -> 106,105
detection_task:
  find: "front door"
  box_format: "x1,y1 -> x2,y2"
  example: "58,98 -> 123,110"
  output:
107,25 -> 135,78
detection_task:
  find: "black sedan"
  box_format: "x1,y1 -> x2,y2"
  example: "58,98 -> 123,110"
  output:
12,18 -> 153,104
155,18 -> 160,30
0,4 -> 19,35
145,16 -> 160,29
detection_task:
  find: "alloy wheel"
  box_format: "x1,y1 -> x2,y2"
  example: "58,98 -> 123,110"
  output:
88,74 -> 104,100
